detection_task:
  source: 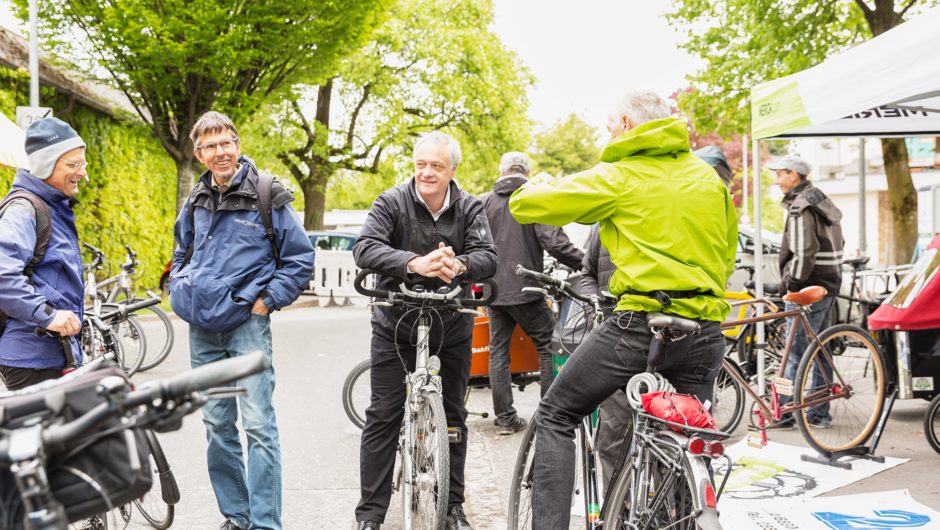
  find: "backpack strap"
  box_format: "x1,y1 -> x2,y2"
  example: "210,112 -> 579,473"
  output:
0,190 -> 52,278
180,193 -> 198,269
257,172 -> 282,269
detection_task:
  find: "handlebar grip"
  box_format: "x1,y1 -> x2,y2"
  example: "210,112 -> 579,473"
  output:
515,264 -> 561,288
354,269 -> 388,299
127,351 -> 267,407
82,242 -> 104,255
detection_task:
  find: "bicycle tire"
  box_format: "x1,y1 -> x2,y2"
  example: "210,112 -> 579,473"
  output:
601,433 -> 702,530
794,324 -> 885,454
134,303 -> 175,372
507,417 -> 537,529
402,390 -> 449,530
925,394 -> 940,454
98,303 -> 147,375
342,359 -> 371,429
134,430 -> 176,529
712,360 -> 746,434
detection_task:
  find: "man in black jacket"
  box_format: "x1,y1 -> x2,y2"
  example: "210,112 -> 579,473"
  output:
352,131 -> 497,530
481,152 -> 584,434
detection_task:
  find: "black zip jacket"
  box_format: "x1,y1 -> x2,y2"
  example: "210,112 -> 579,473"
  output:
353,178 -> 497,345
481,175 -> 584,306
779,180 -> 845,293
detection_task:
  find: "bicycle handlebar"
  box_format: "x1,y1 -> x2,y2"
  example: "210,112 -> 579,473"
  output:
353,268 -> 497,307
98,295 -> 161,323
514,264 -> 594,304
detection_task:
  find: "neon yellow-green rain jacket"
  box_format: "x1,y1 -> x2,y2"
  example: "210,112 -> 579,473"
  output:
509,117 -> 737,322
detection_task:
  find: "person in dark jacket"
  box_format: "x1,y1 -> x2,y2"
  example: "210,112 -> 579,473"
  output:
0,118 -> 85,390
768,154 -> 844,429
353,131 -> 497,530
170,111 -> 314,530
481,152 -> 584,434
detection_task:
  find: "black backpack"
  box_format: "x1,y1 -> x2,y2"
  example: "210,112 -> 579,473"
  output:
0,190 -> 52,335
181,172 -> 283,268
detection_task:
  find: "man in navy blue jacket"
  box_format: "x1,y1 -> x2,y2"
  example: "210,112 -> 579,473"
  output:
0,118 -> 86,390
170,111 -> 314,530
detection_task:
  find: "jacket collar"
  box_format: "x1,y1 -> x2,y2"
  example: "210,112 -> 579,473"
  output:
493,174 -> 526,195
782,180 -> 813,205
197,155 -> 255,191
12,168 -> 78,209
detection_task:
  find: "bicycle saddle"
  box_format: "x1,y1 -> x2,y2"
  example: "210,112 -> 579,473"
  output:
744,281 -> 781,295
843,255 -> 871,267
647,313 -> 701,335
782,285 -> 828,306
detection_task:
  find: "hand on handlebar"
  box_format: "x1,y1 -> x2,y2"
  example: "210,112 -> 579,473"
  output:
46,310 -> 81,336
407,243 -> 462,284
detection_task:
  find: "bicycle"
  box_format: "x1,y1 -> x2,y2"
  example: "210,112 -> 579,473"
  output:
353,269 -> 497,530
0,351 -> 265,530
925,393 -> 940,454
830,254 -> 911,328
94,244 -> 175,372
716,286 -> 886,457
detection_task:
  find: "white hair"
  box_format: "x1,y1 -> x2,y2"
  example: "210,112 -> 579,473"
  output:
498,151 -> 531,176
609,90 -> 671,127
413,131 -> 462,168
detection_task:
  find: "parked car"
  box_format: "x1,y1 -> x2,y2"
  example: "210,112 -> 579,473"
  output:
307,230 -> 358,252
159,259 -> 172,297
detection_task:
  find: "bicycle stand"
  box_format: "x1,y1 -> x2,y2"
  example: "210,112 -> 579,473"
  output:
800,383 -> 898,470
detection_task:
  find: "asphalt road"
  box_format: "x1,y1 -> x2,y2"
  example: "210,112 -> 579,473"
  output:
103,302 -> 940,528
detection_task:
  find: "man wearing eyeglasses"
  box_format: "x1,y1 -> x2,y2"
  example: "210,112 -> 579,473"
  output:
170,111 -> 314,530
0,118 -> 86,390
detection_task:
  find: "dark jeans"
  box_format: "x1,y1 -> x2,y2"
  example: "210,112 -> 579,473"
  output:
0,365 -> 61,391
356,333 -> 472,523
596,388 -> 631,488
531,311 -> 724,529
780,293 -> 836,423
487,300 -> 556,421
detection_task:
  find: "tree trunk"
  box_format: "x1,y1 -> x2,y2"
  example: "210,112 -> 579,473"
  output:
174,157 -> 201,213
301,165 -> 331,230
881,138 -> 918,264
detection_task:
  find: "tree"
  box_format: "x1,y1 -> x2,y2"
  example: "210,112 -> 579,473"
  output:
18,0 -> 393,211
667,0 -> 936,263
256,0 -> 533,229
530,114 -> 601,177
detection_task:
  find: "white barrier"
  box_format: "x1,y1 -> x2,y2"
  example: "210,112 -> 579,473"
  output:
310,250 -> 363,306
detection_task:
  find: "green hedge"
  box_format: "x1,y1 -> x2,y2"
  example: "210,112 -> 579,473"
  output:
1,67 -> 176,288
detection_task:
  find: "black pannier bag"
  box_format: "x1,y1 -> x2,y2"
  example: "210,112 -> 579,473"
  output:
0,363 -> 152,527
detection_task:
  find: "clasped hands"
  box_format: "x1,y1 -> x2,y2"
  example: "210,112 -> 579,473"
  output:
407,242 -> 465,284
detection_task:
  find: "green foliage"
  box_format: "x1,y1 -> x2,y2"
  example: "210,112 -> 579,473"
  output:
263,0 -> 533,224
531,114 -> 601,177
737,169 -> 785,233
0,66 -> 176,288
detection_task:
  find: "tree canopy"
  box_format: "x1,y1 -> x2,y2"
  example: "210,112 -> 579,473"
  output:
17,0 -> 394,211
530,114 -> 601,177
259,0 -> 533,229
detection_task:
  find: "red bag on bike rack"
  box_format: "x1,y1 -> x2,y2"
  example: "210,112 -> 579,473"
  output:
0,363 -> 152,526
641,391 -> 718,433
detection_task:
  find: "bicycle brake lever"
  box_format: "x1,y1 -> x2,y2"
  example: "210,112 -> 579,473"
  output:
204,387 -> 247,400
368,301 -> 394,308
521,287 -> 549,297
457,308 -> 484,317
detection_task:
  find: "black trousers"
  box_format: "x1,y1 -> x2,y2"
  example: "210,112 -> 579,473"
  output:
356,333 -> 472,522
0,365 -> 61,391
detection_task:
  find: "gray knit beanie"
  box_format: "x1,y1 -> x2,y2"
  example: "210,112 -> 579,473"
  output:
25,118 -> 86,180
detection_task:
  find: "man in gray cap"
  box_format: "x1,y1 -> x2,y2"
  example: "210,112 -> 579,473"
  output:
767,153 -> 844,429
0,117 -> 86,389
480,152 -> 584,434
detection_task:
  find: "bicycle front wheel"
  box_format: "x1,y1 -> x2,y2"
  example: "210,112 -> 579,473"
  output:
711,360 -> 746,434
924,394 -> 940,454
134,430 -> 177,529
342,359 -> 371,429
507,417 -> 537,529
403,390 -> 449,530
135,304 -> 175,372
794,324 -> 885,454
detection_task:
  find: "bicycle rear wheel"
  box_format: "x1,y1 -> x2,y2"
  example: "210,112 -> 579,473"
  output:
134,304 -> 175,372
134,430 -> 177,529
924,394 -> 940,454
403,390 -> 449,530
342,359 -> 371,429
711,360 -> 746,434
99,303 -> 147,375
507,417 -> 537,529
794,324 -> 885,454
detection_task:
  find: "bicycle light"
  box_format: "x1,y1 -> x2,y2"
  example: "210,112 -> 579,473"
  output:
687,436 -> 706,455
427,355 -> 441,376
702,481 -> 718,509
687,437 -> 724,459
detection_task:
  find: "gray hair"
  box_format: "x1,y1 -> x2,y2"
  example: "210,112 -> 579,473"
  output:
609,90 -> 671,127
498,151 -> 531,176
413,131 -> 462,168
190,111 -> 238,143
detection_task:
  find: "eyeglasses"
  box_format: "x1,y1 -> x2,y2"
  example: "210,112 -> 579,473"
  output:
197,137 -> 239,154
62,159 -> 88,172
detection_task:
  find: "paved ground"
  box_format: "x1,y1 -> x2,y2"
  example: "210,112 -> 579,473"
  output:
48,301 -> 940,528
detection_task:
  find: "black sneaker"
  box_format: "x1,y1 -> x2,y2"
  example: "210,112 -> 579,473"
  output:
358,521 -> 381,530
763,420 -> 795,430
496,415 -> 527,435
219,521 -> 247,530
446,505 -> 473,530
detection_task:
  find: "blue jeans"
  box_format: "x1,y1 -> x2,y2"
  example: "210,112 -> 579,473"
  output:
190,314 -> 281,530
780,294 -> 835,424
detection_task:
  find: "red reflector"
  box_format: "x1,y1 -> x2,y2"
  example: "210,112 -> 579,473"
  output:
687,437 -> 705,455
707,440 -> 724,458
703,482 -> 717,508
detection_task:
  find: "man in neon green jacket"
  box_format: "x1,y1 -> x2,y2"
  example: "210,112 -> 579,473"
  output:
509,90 -> 737,529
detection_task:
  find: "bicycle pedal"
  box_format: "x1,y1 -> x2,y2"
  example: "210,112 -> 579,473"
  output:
773,377 -> 793,397
746,429 -> 766,449
448,427 -> 462,443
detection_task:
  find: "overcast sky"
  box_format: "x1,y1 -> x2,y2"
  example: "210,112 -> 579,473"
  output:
0,0 -> 700,134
